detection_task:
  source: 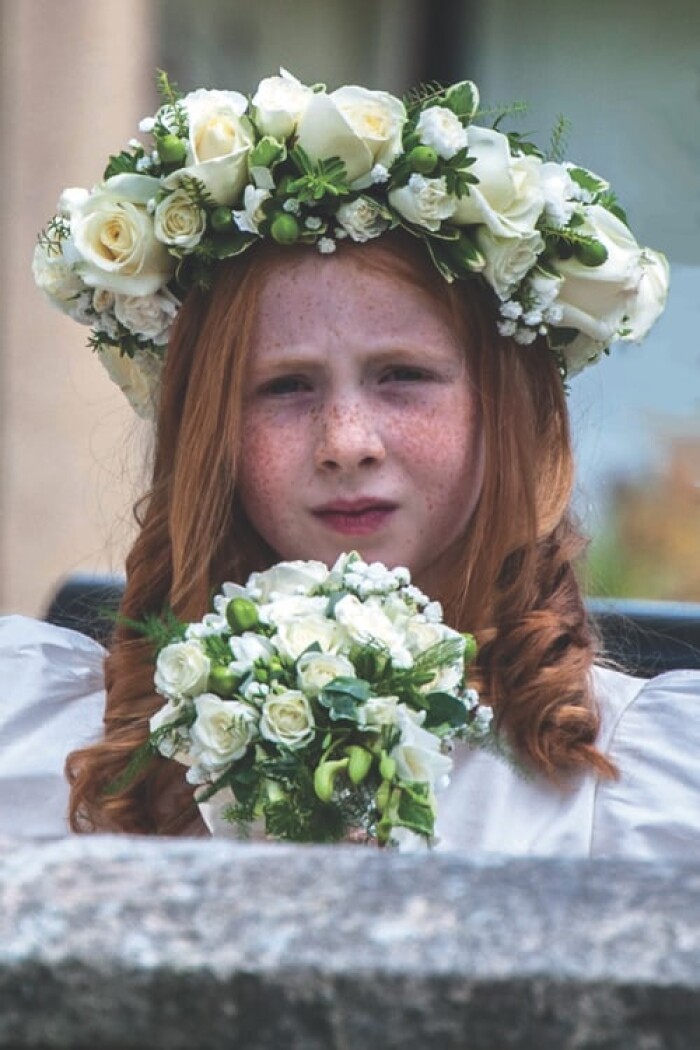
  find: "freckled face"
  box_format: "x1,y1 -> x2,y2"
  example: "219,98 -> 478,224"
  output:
237,251 -> 484,593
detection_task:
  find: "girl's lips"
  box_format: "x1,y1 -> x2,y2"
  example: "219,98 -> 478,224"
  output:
312,502 -> 397,536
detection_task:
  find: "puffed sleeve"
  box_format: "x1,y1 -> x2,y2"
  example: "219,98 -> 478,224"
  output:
0,615 -> 106,838
592,669 -> 700,858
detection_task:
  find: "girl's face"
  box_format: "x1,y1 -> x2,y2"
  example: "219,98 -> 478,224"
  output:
237,250 -> 484,593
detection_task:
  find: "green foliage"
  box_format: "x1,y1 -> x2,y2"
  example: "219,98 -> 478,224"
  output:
287,146 -> 351,203
547,114 -> 571,163
37,216 -> 70,255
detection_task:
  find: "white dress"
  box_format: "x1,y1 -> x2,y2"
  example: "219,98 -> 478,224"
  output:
1,614 -> 700,857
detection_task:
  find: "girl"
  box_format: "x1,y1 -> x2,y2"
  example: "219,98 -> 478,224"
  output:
5,71 -> 698,853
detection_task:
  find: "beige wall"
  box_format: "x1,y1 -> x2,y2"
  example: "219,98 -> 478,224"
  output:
1,0 -> 155,615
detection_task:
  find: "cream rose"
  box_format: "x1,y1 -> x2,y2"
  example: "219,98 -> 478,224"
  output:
70,174 -> 174,295
476,227 -> 544,299
167,88 -> 254,205
336,197 -> 390,242
452,126 -> 544,238
154,640 -> 211,700
259,690 -> 315,749
190,694 -> 258,771
98,344 -> 162,420
296,651 -> 356,696
388,174 -> 456,232
113,288 -> 180,344
391,706 -> 453,792
296,85 -> 406,187
553,205 -> 669,347
333,595 -> 413,668
416,105 -> 468,160
252,69 -> 313,139
246,560 -> 329,601
154,188 -> 206,250
274,615 -> 340,662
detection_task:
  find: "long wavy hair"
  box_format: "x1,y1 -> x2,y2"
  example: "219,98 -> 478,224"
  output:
67,233 -> 614,834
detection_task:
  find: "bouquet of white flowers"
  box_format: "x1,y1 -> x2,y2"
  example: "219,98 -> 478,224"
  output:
145,552 -> 494,845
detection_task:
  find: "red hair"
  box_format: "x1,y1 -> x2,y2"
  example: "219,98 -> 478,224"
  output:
67,233 -> 613,834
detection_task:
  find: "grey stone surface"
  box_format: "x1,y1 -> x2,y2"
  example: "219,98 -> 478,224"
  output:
0,836 -> 699,1048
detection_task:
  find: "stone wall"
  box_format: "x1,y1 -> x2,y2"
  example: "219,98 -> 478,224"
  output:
1,836 -> 699,1048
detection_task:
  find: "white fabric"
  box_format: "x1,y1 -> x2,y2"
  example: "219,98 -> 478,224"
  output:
1,614 -> 700,856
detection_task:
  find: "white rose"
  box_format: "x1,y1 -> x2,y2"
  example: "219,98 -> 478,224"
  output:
553,205 -> 669,347
154,188 -> 207,250
190,694 -> 258,771
167,88 -> 254,205
32,238 -> 87,312
260,690 -> 315,749
154,640 -> 211,700
388,173 -> 457,232
333,595 -> 413,668
261,595 -> 329,626
229,632 -> 276,676
452,126 -> 544,238
274,615 -> 340,662
296,651 -> 356,696
391,706 -> 453,792
296,85 -> 406,188
476,227 -> 544,299
233,184 -> 271,235
416,106 -> 468,160
113,287 -> 180,344
364,694 -> 400,728
70,174 -> 174,295
98,344 -> 161,420
246,560 -> 329,601
252,69 -> 313,139
404,620 -> 464,693
335,197 -> 390,242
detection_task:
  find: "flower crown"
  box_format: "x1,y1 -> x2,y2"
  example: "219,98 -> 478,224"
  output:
33,69 -> 669,418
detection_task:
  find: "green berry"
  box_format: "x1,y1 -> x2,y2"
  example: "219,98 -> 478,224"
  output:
157,133 -> 187,166
208,666 -> 237,696
270,213 -> 300,245
211,206 -> 235,233
574,239 -> 609,267
226,596 -> 259,633
409,145 -> 439,175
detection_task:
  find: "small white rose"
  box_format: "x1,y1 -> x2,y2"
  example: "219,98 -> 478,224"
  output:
553,205 -> 669,351
274,615 -> 340,662
388,173 -> 456,232
154,188 -> 207,250
335,197 -> 390,243
262,595 -> 329,627
391,706 -> 453,792
233,184 -> 271,235
32,238 -> 87,312
229,632 -> 276,676
259,690 -> 315,749
252,69 -> 313,139
364,694 -> 400,728
476,227 -> 544,299
296,651 -> 356,696
166,88 -> 254,205
246,560 -> 329,601
154,640 -> 211,700
190,694 -> 258,771
113,287 -> 180,344
296,85 -> 406,188
333,594 -> 413,668
452,126 -> 544,238
97,344 -> 162,419
149,699 -> 191,762
416,106 -> 468,160
70,174 -> 174,296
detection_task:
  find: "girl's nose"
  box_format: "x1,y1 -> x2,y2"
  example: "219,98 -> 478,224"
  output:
314,398 -> 386,472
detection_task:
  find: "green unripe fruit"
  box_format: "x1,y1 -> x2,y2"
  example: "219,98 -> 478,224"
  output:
409,145 -> 439,175
462,632 -> 478,666
313,758 -> 349,803
157,133 -> 187,166
208,665 -> 237,696
226,597 -> 259,633
211,206 -> 235,232
574,239 -> 608,267
345,746 -> 373,785
375,780 -> 392,814
379,751 -> 396,782
270,213 -> 300,245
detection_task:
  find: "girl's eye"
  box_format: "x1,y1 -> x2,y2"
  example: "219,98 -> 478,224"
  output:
259,375 -> 313,396
380,365 -> 431,384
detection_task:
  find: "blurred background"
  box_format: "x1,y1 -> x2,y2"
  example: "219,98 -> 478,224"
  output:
1,0 -> 698,616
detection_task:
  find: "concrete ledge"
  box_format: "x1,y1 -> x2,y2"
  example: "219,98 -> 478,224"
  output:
1,836 -> 700,1048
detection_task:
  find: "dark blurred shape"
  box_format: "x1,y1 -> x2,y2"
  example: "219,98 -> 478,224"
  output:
43,575 -> 700,675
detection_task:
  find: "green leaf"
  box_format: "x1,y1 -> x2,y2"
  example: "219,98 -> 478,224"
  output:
395,782 -> 435,838
422,692 -> 468,730
318,677 -> 371,722
444,80 -> 479,121
104,150 -> 140,180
